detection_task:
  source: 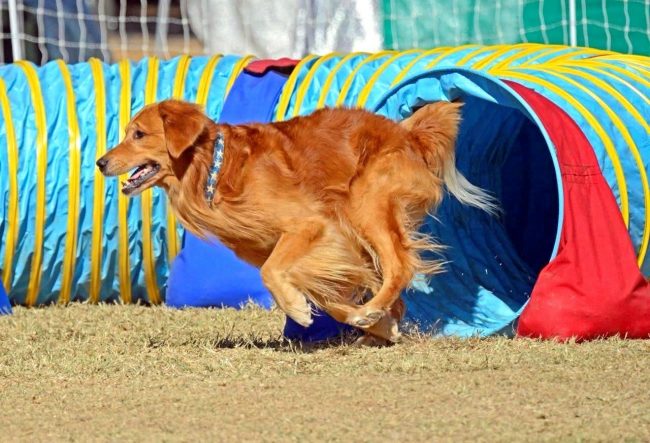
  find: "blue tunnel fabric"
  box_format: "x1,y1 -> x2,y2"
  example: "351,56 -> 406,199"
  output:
0,56 -> 243,305
165,67 -> 349,341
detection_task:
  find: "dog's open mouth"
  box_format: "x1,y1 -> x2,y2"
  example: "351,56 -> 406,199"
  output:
121,162 -> 160,194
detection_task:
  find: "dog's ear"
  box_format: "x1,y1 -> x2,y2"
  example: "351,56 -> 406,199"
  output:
158,100 -> 207,158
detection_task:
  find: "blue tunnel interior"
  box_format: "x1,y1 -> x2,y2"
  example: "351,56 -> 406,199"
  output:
403,94 -> 560,336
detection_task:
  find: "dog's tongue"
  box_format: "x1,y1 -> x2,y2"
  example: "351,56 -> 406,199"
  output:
130,165 -> 149,180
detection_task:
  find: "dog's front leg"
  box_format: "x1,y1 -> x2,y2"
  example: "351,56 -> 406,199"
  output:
260,221 -> 325,328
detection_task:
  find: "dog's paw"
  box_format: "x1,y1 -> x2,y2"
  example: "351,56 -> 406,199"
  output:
286,304 -> 313,328
354,334 -> 390,347
348,307 -> 386,328
365,314 -> 402,343
387,328 -> 402,344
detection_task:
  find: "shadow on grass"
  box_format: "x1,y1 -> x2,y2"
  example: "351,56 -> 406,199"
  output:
143,331 -> 363,353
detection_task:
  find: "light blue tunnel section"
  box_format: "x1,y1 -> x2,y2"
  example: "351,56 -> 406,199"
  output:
0,56 -> 245,304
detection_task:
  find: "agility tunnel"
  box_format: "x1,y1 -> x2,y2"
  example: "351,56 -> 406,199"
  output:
0,44 -> 649,340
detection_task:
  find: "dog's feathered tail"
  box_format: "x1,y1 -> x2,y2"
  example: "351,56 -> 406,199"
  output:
400,101 -> 499,215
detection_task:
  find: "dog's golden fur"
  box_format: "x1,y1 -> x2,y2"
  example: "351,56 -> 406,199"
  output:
98,100 -> 494,343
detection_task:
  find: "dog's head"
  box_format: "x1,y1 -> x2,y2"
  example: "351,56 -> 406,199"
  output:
96,100 -> 213,196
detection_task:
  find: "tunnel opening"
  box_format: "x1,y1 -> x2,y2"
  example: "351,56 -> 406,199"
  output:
377,74 -> 562,336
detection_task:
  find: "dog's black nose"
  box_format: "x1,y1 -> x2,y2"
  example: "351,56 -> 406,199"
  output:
96,158 -> 108,171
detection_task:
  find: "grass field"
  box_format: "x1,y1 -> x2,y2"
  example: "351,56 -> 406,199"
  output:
1,304 -> 649,442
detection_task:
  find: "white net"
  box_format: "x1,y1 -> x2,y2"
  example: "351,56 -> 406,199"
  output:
0,0 -> 202,64
0,0 -> 647,65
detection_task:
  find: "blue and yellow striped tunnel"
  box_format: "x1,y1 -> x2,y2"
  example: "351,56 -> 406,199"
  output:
0,44 -> 648,338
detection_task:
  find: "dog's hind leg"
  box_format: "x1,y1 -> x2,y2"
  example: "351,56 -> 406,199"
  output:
346,196 -> 420,331
286,225 -> 380,327
344,150 -> 442,333
260,221 -> 326,328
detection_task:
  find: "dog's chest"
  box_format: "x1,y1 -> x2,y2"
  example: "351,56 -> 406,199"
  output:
212,201 -> 280,266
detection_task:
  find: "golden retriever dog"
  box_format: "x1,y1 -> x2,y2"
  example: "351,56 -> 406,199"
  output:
97,100 -> 495,344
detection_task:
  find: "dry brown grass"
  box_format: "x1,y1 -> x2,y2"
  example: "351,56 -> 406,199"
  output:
1,304 -> 649,442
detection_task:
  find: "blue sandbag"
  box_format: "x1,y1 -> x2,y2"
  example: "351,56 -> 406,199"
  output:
0,283 -> 10,315
166,66 -> 349,341
283,311 -> 350,342
166,233 -> 273,309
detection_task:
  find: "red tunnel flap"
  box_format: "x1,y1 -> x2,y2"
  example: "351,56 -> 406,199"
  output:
244,58 -> 299,75
506,81 -> 650,340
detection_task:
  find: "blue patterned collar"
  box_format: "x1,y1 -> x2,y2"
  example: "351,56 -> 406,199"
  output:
204,132 -> 225,207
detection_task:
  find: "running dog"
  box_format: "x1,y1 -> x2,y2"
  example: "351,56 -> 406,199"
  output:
96,100 -> 495,344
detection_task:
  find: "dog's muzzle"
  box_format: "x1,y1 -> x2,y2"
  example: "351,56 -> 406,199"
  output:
96,157 -> 108,174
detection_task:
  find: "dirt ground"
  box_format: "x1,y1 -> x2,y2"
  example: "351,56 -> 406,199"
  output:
1,304 -> 649,442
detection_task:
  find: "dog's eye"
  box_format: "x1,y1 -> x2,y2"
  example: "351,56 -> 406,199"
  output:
133,130 -> 145,140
